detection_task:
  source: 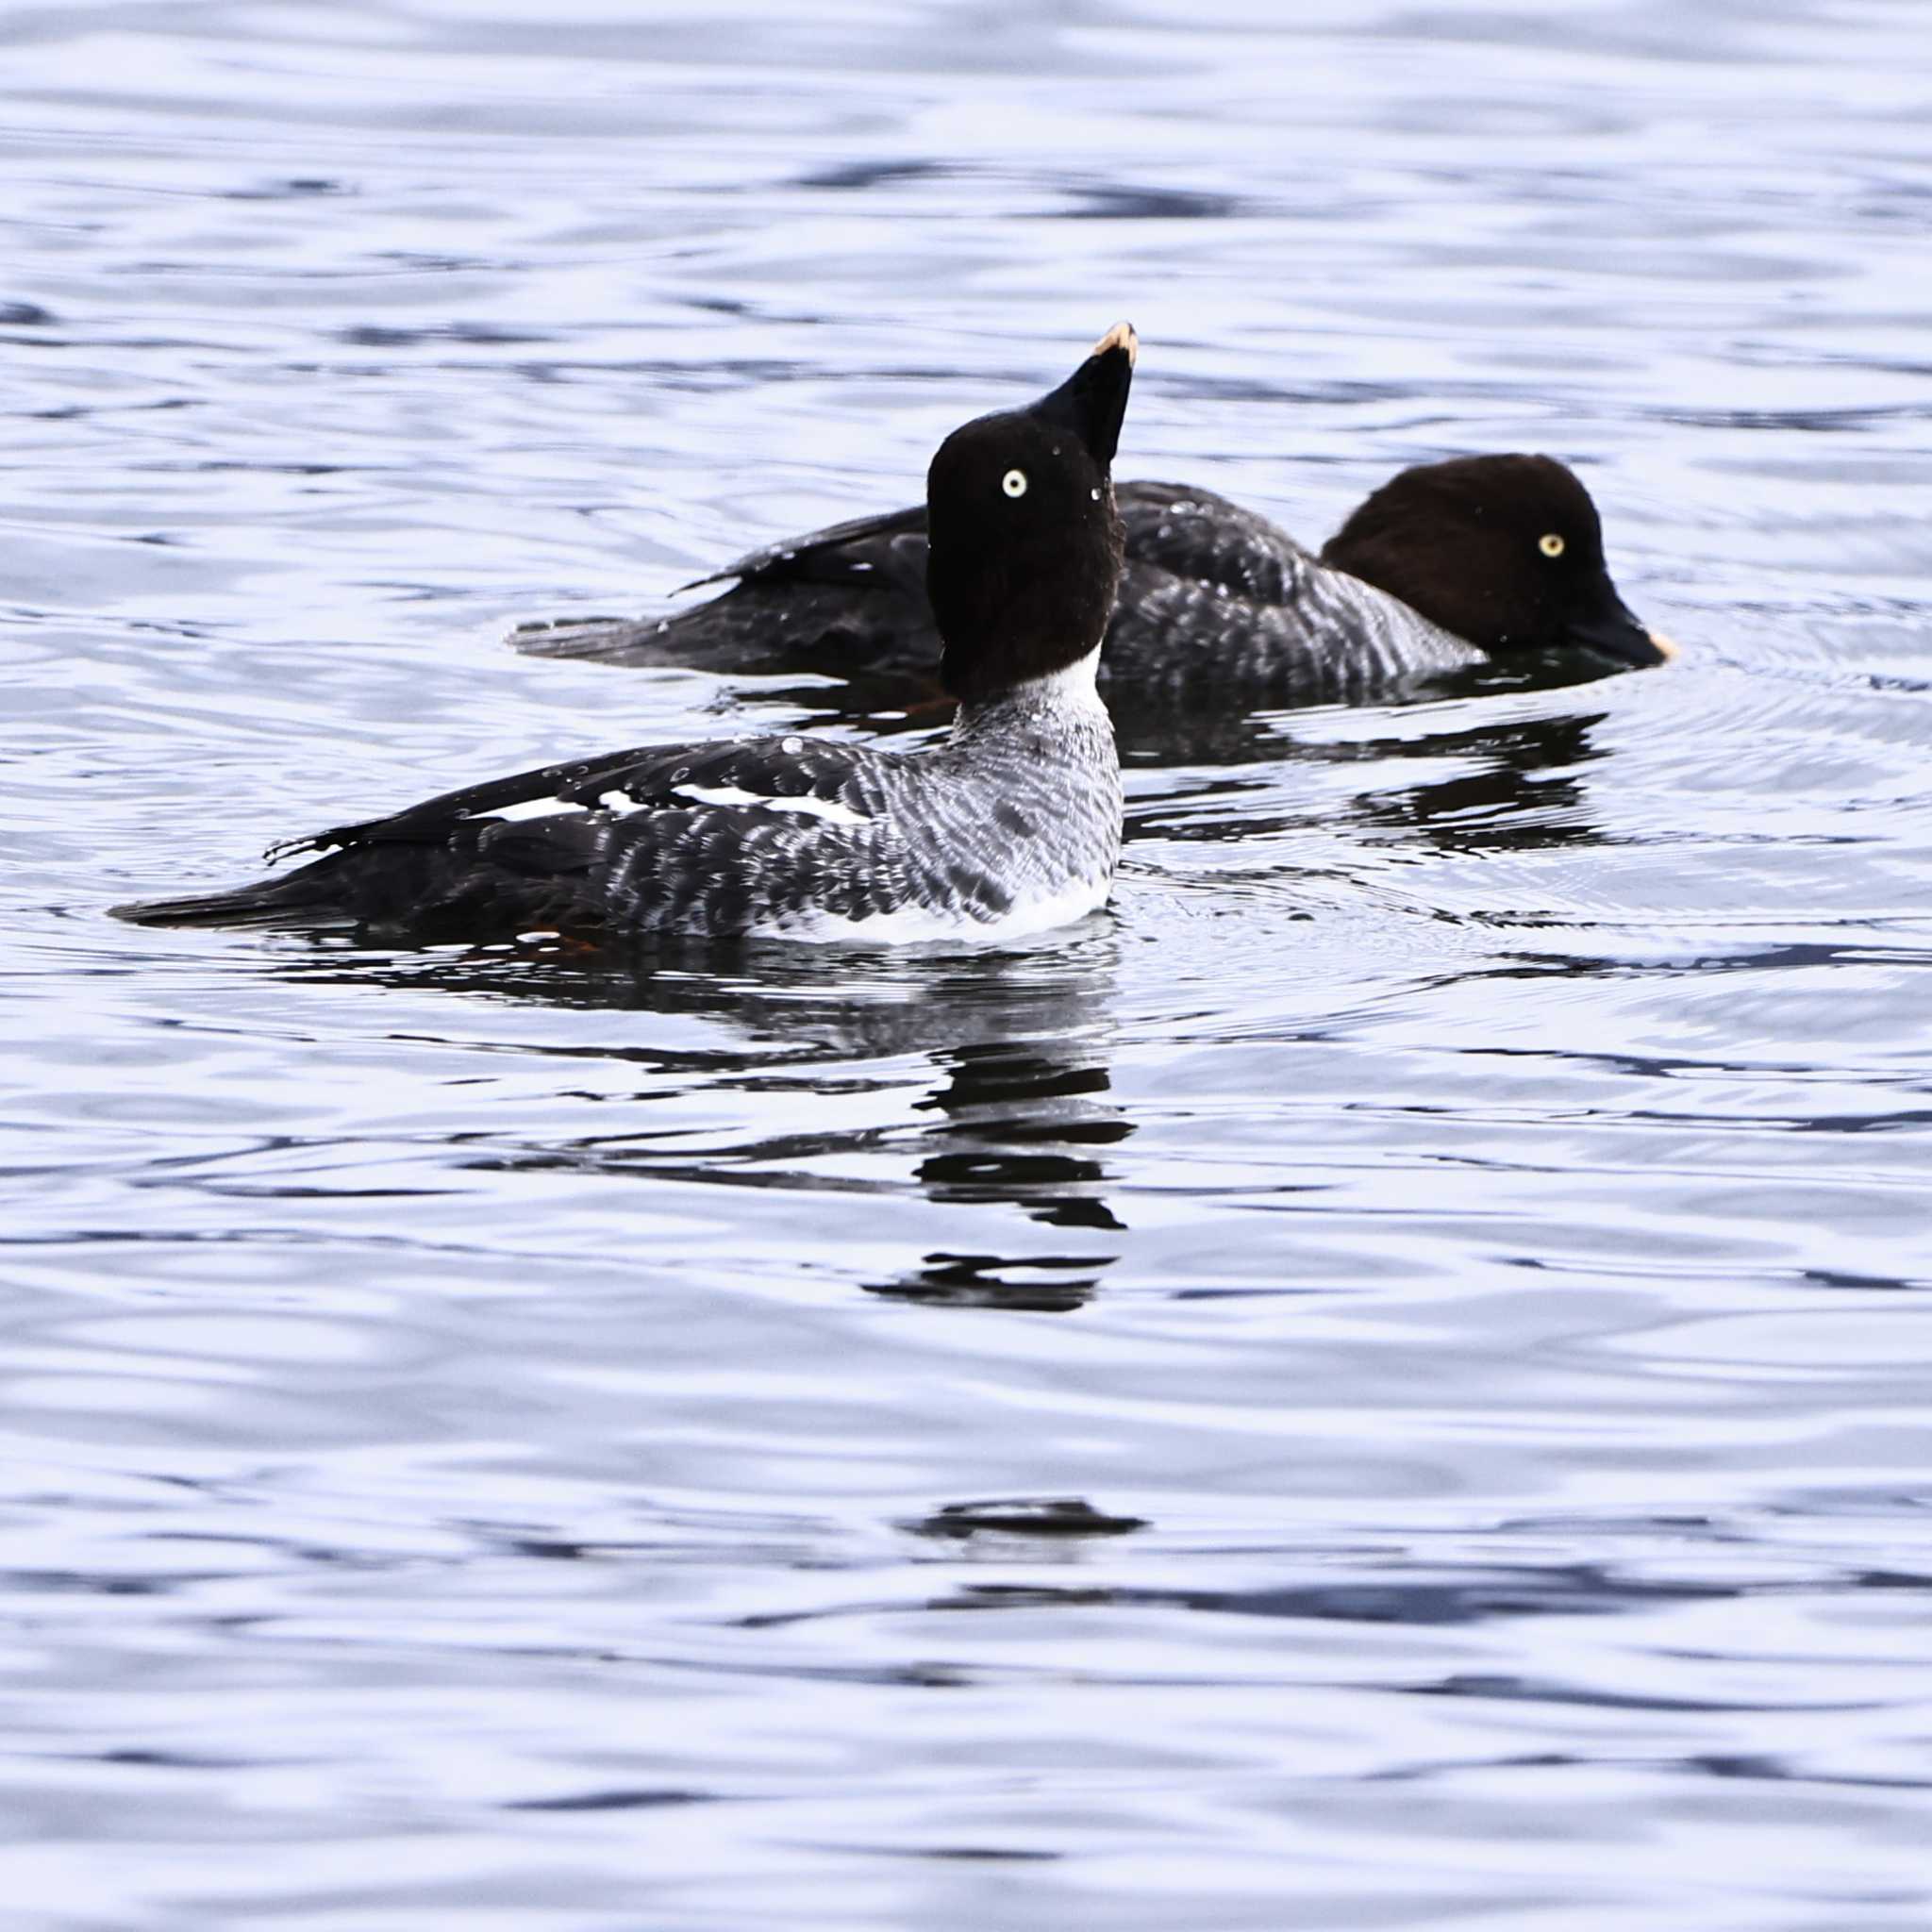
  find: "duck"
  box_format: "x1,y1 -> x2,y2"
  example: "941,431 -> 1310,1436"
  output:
518,449 -> 1674,708
115,325 -> 1138,944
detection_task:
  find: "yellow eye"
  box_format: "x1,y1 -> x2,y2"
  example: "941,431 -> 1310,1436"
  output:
1002,469 -> 1028,498
1539,532 -> 1566,558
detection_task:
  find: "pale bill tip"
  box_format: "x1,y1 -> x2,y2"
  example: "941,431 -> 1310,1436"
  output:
1089,320 -> 1138,368
1648,628 -> 1682,663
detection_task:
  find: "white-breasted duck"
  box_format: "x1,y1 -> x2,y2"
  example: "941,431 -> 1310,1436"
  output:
117,326 -> 1140,944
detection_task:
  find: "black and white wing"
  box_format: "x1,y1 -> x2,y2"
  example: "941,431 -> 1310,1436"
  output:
289,734 -> 887,858
512,505 -> 941,681
1101,482 -> 1483,705
1115,480 -> 1321,605
120,736 -> 897,938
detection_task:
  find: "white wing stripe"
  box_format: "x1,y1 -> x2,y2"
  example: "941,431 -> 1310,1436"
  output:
469,797 -> 589,823
469,785 -> 871,826
674,782 -> 871,826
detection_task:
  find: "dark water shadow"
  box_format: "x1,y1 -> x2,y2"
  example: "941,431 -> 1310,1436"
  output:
733,1559 -> 1749,1638
907,1498 -> 1149,1541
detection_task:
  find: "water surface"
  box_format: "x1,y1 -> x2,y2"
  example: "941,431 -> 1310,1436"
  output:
5,3 -> 1932,1925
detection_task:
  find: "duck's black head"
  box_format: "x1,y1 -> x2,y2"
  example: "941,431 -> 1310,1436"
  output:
1322,453 -> 1674,669
926,323 -> 1136,706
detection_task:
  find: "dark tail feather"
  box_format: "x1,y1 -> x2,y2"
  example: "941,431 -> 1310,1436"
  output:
509,592 -> 791,673
508,613 -> 694,666
111,855 -> 349,930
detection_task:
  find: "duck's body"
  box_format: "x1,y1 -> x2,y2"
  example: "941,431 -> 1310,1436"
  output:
125,656 -> 1119,942
520,459 -> 1669,704
117,327 -> 1139,946
1107,482 -> 1486,701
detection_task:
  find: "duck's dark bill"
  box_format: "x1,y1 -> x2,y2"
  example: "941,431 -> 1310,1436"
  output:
1567,588 -> 1674,667
1033,321 -> 1138,468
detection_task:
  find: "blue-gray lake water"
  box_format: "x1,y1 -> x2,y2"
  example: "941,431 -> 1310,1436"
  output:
6,3 -> 1932,1924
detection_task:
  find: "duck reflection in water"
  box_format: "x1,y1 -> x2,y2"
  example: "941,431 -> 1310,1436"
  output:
873,1029 -> 1131,1312
268,935 -> 1133,1312
1132,706 -> 1612,858
1334,707 -> 1611,856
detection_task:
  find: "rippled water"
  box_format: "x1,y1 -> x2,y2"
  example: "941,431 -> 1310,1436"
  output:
7,3 -> 1932,1924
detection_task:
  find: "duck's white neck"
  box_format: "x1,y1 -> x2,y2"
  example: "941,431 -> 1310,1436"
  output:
955,645 -> 1105,733
1024,645 -> 1103,702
